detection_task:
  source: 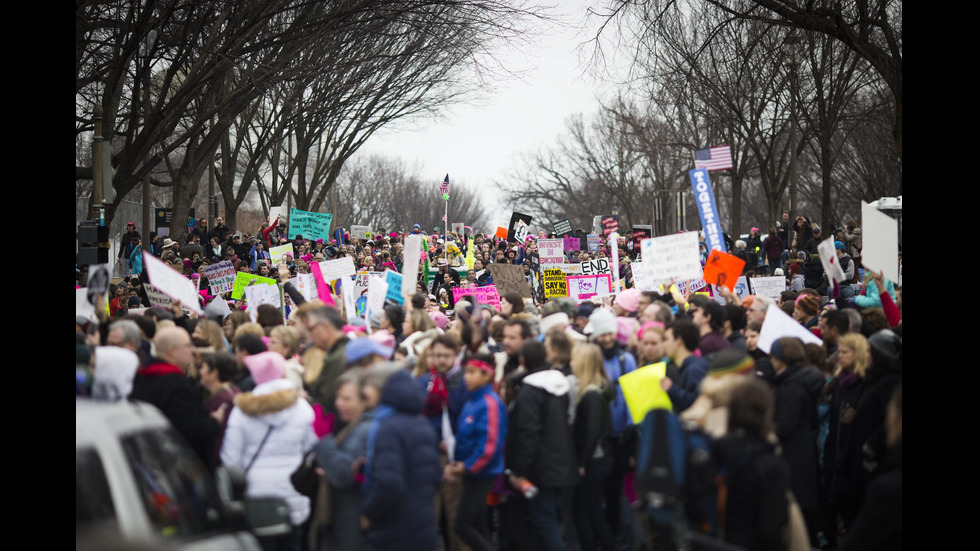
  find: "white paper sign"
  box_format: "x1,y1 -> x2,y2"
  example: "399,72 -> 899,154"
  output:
757,303 -> 823,353
245,284 -> 282,322
269,243 -> 294,265
750,276 -> 786,301
317,256 -> 357,283
861,201 -> 899,279
350,225 -> 371,241
76,287 -> 95,319
288,273 -> 319,302
202,260 -> 237,294
817,237 -> 845,284
538,238 -> 565,268
641,232 -> 701,288
268,206 -> 283,228
144,283 -> 175,310
143,251 -> 203,314
366,274 -> 388,324
402,234 -> 422,299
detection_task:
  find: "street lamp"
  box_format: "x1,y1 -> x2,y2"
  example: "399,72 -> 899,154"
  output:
783,31 -> 800,244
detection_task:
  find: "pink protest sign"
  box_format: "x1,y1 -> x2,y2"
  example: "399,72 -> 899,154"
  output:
566,274 -> 612,302
563,237 -> 581,251
453,285 -> 501,310
309,261 -> 336,307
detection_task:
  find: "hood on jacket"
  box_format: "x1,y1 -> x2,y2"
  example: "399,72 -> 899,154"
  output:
523,369 -> 570,397
381,369 -> 425,414
234,378 -> 300,420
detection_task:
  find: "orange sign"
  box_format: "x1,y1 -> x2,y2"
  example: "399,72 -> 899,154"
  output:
702,249 -> 745,291
495,226 -> 508,239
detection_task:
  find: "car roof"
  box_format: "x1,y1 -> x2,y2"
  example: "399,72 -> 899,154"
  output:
76,399 -> 170,448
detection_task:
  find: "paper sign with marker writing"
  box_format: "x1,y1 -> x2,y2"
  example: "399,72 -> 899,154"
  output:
268,206 -> 282,228
288,208 -> 333,241
488,263 -> 531,298
453,285 -> 501,309
749,276 -> 785,301
245,284 -> 282,322
640,232 -> 702,289
702,249 -> 745,291
538,239 -> 565,267
384,270 -> 404,305
350,225 -> 371,241
757,303 -> 823,353
567,274 -> 612,301
202,261 -> 237,294
317,256 -> 357,283
269,243 -> 294,265
563,237 -> 580,251
817,237 -> 846,284
231,271 -> 277,300
143,252 -> 203,314
619,362 -> 673,422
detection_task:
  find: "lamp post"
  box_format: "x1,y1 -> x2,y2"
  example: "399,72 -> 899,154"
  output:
783,31 -> 800,239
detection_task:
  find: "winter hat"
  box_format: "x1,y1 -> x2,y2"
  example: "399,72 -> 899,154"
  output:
614,288 -> 641,314
428,310 -> 450,330
127,296 -> 141,308
587,309 -> 617,337
773,268 -> 785,276
368,310 -> 385,330
368,331 -> 397,353
868,329 -> 902,362
795,294 -> 820,316
616,317 -> 637,347
243,351 -> 286,385
835,240 -> 845,250
707,350 -> 755,377
344,338 -> 393,365
538,312 -> 570,336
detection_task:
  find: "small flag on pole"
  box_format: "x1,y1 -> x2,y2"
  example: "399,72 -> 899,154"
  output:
440,174 -> 450,195
693,145 -> 733,171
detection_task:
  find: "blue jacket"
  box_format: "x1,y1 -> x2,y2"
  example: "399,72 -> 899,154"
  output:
854,277 -> 897,309
454,384 -> 507,478
666,355 -> 709,412
602,347 -> 638,436
362,370 -> 441,551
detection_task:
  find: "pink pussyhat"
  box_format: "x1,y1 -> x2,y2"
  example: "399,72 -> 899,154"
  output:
243,351 -> 287,385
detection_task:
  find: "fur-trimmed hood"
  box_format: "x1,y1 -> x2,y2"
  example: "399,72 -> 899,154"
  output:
234,378 -> 300,420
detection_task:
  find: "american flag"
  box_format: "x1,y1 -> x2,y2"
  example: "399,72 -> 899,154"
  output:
693,145 -> 733,171
440,174 -> 450,195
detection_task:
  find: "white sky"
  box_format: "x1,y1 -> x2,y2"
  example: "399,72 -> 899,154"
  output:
359,0 -> 626,231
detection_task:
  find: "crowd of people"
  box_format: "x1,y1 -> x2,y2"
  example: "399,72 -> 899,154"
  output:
77,211 -> 902,551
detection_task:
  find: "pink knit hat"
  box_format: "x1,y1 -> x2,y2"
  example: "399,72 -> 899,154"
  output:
614,288 -> 641,314
243,351 -> 286,385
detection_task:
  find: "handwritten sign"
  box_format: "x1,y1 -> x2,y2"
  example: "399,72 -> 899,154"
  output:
231,271 -> 277,300
202,261 -> 237,294
749,276 -> 785,301
703,249 -> 745,291
553,218 -> 572,237
317,256 -> 356,283
567,274 -> 612,301
640,232 -> 702,289
564,237 -> 581,251
288,273 -> 318,302
245,284 -> 282,322
144,283 -> 175,310
350,225 -> 371,241
488,263 -> 531,298
543,268 -> 568,299
538,239 -> 565,268
453,285 -> 501,309
269,243 -> 294,265
384,270 -> 404,305
287,208 -> 333,241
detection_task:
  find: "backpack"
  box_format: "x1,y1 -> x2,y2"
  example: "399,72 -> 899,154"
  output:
635,409 -> 718,534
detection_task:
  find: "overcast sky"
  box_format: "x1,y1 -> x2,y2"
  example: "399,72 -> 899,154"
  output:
360,0 -> 627,231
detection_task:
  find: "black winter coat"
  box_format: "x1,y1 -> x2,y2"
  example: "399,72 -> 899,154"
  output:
771,363 -> 822,511
506,369 -> 578,488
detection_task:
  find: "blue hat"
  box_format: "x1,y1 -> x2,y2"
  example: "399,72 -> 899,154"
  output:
834,240 -> 845,250
344,338 -> 393,365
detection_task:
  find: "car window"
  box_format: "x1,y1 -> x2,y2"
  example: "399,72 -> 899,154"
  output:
121,428 -> 227,539
76,447 -> 117,532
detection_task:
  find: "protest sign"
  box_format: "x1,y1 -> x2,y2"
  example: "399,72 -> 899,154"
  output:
553,218 -> 572,237
84,263 -> 111,311
757,303 -> 823,353
689,168 -> 726,252
495,226 -> 508,239
453,285 -> 501,309
366,274 -> 388,322
202,261 -> 237,294
620,362 -> 673,421
640,232 -> 702,289
543,268 -> 568,299
488,263 -> 531,298
567,274 -> 612,301
600,214 -> 620,239
269,243 -> 294,265
749,276 -> 786,301
231,271 -> 277,301
630,261 -> 650,291
817,237 -> 846,284
861,201 -> 899,279
143,252 -> 203,314
609,232 -> 620,294
451,222 -> 464,236
537,239 -> 565,267
287,208 -> 333,241
401,234 -> 422,300
76,287 -> 95,319
144,283 -> 175,310
526,252 -> 540,274
317,256 -> 357,283
703,249 -> 745,291
587,234 -> 601,253
507,212 -> 533,243
632,225 -> 653,253
245,284 -> 282,322
288,273 -> 318,302
342,276 -> 358,321
384,270 -> 404,305
733,276 -> 751,300
268,206 -> 283,228
563,236 -> 580,251
350,225 -> 371,241
580,257 -> 611,276
555,262 -> 582,275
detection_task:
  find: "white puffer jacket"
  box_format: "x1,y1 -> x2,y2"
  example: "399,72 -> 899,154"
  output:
221,378 -> 317,525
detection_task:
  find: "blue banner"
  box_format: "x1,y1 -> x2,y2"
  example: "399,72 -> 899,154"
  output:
689,168 -> 726,252
288,208 -> 333,241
